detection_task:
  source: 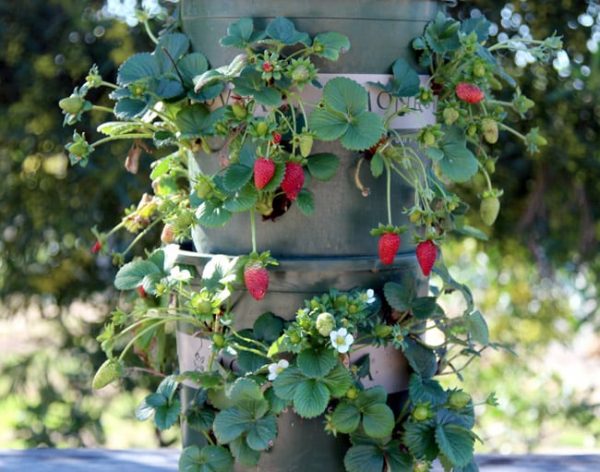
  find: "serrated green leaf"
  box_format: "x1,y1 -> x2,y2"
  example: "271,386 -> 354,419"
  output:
97,122 -> 140,136
344,445 -> 385,472
426,147 -> 444,162
461,17 -> 491,42
341,112 -> 384,151
272,366 -> 304,400
230,437 -> 260,467
435,423 -> 475,468
324,77 -> 368,115
306,153 -> 340,181
196,201 -> 232,228
331,402 -> 361,434
186,408 -> 215,433
245,415 -> 277,451
179,445 -> 233,472
297,348 -> 337,378
178,52 -> 209,86
383,281 -> 415,312
408,374 -> 448,405
114,98 -> 148,120
362,403 -> 395,438
296,189 -> 315,216
411,297 -> 440,319
438,128 -> 478,183
154,398 -> 181,430
221,164 -> 253,192
226,378 -> 263,403
253,312 -> 285,343
223,183 -> 258,213
155,33 -> 190,72
220,18 -> 257,48
117,52 -> 160,85
390,58 -> 421,97
403,422 -> 439,460
357,387 -> 388,409
370,153 -> 384,178
309,107 -> 349,141
313,32 -> 350,61
403,339 -> 437,378
468,311 -> 489,345
293,379 -> 330,418
213,407 -> 252,444
176,104 -> 214,138
322,363 -> 353,397
233,68 -> 281,106
114,259 -> 162,290
266,17 -> 311,46
385,444 -> 413,472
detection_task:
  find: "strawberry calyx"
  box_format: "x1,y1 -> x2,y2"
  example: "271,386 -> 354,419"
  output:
370,224 -> 406,237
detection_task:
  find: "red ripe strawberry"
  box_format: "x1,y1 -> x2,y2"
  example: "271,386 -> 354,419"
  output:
254,158 -> 276,190
272,132 -> 282,145
281,162 -> 305,200
416,240 -> 437,277
262,62 -> 274,73
137,286 -> 147,298
455,82 -> 484,104
378,233 -> 401,265
91,240 -> 102,254
244,264 -> 269,301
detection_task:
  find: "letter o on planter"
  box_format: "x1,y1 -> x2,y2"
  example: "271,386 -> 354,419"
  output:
178,1 -> 444,470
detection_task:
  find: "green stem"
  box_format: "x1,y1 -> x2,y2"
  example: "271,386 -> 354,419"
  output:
92,105 -> 114,114
121,218 -> 162,257
498,122 -> 527,141
118,319 -> 170,361
143,20 -> 159,44
384,159 -> 392,225
231,330 -> 269,351
231,342 -> 271,359
91,134 -> 153,148
101,81 -> 119,90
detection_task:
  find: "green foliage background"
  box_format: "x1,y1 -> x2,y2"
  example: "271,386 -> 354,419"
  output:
0,0 -> 598,451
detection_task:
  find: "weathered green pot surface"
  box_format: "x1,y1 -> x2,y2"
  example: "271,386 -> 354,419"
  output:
181,0 -> 441,73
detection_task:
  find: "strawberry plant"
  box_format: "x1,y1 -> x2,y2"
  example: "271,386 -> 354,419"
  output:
63,3 -> 561,471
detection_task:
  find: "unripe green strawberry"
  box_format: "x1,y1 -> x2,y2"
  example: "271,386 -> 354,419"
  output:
413,461 -> 431,472
289,332 -> 301,344
467,124 -> 478,137
449,390 -> 471,409
422,130 -> 436,146
92,359 -> 123,390
374,324 -> 392,338
191,295 -> 213,315
481,118 -> 499,144
59,96 -> 85,115
291,64 -> 310,83
473,61 -> 486,78
231,103 -> 248,120
480,196 -> 500,226
316,312 -> 335,336
348,304 -> 359,314
485,159 -> 496,174
346,387 -> 358,400
412,404 -> 431,421
195,178 -> 213,199
299,134 -> 313,157
255,121 -> 269,137
212,333 -> 225,348
443,107 -> 460,125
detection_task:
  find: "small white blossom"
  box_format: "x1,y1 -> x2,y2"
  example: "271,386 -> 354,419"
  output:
366,289 -> 376,304
142,0 -> 165,17
169,265 -> 192,283
105,0 -> 139,26
267,359 -> 289,381
330,328 -> 354,354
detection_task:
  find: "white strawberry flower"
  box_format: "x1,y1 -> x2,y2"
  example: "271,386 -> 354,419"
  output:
330,328 -> 354,354
267,359 -> 289,381
169,265 -> 192,283
366,289 -> 376,304
163,244 -> 180,271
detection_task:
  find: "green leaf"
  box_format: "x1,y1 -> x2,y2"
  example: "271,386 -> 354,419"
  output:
237,350 -> 268,374
176,104 -> 214,138
383,281 -> 415,312
297,348 -> 337,378
461,17 -> 491,42
357,387 -> 387,409
179,445 -> 234,472
220,18 -> 260,48
230,437 -> 260,467
178,52 -> 209,86
155,33 -> 190,72
117,52 -> 160,85
221,164 -> 253,192
272,366 -> 304,400
435,423 -> 475,468
253,312 -> 285,343
309,108 -> 349,141
97,122 -> 140,136
245,415 -> 277,451
424,12 -> 461,54
403,339 -> 437,378
403,422 -> 439,461
114,98 -> 148,120
362,403 -> 395,438
114,260 -> 162,290
293,379 -> 330,418
324,77 -> 368,115
313,32 -> 350,61
265,17 -> 311,46
223,183 -> 258,213
390,58 -> 420,97
213,407 -> 252,444
370,153 -> 384,178
455,460 -> 480,472
411,297 -> 440,319
226,378 -> 263,403
426,147 -> 444,162
154,399 -> 181,430
340,111 -> 385,151
438,128 -> 478,183
186,408 -> 215,433
196,201 -> 232,228
306,153 -> 340,181
408,374 -> 448,406
385,444 -> 413,472
344,445 -> 385,472
468,311 -> 489,345
233,68 -> 282,106
331,402 -> 361,434
296,189 -> 315,216
322,363 -> 353,397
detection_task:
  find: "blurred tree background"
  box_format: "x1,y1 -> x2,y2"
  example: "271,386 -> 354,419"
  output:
0,0 -> 598,451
